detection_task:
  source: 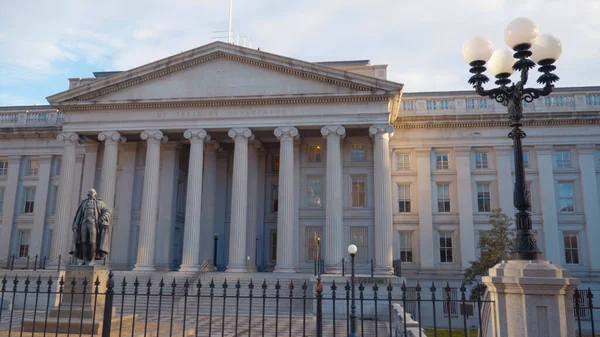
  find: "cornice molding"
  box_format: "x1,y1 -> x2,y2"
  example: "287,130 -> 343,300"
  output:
56,94 -> 391,112
394,118 -> 600,129
0,132 -> 59,140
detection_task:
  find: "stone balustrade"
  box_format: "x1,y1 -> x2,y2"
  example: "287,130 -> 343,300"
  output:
0,109 -> 63,127
400,87 -> 600,116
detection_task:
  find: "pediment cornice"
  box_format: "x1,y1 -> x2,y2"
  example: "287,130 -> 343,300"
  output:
47,42 -> 403,105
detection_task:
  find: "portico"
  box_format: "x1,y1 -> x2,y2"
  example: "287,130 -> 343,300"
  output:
45,42 -> 404,273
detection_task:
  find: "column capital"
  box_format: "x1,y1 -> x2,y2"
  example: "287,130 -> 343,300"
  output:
98,131 -> 126,145
576,144 -> 597,155
454,146 -> 471,157
494,145 -> 513,156
184,129 -> 211,143
535,144 -> 554,155
141,130 -> 168,144
57,132 -> 82,144
274,126 -> 299,141
415,147 -> 432,157
368,124 -> 394,138
228,128 -> 254,141
321,125 -> 346,139
205,140 -> 221,153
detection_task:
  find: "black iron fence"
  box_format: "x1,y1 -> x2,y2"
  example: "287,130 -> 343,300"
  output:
0,271 -> 496,337
0,255 -> 107,272
574,288 -> 598,337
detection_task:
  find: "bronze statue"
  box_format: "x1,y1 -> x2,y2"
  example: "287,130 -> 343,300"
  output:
69,189 -> 112,265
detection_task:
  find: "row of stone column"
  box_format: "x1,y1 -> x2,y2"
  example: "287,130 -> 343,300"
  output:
49,124 -> 396,272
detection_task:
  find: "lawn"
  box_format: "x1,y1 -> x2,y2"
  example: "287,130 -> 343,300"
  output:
423,328 -> 478,337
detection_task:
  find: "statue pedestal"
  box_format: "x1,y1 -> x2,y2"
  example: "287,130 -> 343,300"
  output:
22,265 -> 135,335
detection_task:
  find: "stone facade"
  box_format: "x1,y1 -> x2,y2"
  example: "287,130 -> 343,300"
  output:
0,42 -> 598,297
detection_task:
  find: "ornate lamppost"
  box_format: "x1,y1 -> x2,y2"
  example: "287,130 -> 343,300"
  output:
348,244 -> 358,337
461,18 -> 562,260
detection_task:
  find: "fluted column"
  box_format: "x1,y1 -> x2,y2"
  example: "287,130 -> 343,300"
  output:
536,145 -> 559,263
321,125 -> 345,273
369,125 -> 394,273
50,132 -> 80,266
416,147 -> 434,268
227,128 -> 254,272
98,131 -> 126,208
455,146 -> 475,269
134,130 -> 168,271
274,127 -> 299,273
0,156 -> 21,259
200,140 -> 220,270
180,129 -> 209,272
577,144 -> 600,270
246,139 -> 262,272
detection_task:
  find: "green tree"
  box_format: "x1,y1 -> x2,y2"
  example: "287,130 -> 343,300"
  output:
464,209 -> 516,299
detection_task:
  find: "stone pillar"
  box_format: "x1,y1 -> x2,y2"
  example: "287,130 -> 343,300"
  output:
455,146 -> 475,269
482,260 -> 579,337
416,147 -> 434,269
577,144 -> 600,270
29,155 -> 52,258
50,132 -> 80,265
0,156 -> 21,259
134,130 -> 167,271
200,140 -> 220,270
226,128 -> 254,272
321,125 -> 345,272
98,131 -> 126,208
369,125 -> 394,273
274,127 -> 299,273
536,145 -> 560,263
110,143 -> 137,269
180,129 -> 209,272
293,140 -> 301,269
155,142 -> 179,270
80,143 -> 98,201
495,146 -> 514,215
246,139 -> 262,272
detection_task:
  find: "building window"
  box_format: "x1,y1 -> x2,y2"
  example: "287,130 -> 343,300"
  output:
0,160 -> 7,176
435,153 -> 449,170
351,144 -> 366,162
52,157 -> 62,176
269,229 -> 277,263
563,233 -> 579,264
271,184 -> 279,213
22,187 -> 36,214
305,226 -> 323,262
556,151 -> 571,168
351,175 -> 366,208
397,154 -> 410,171
439,232 -> 454,263
27,159 -> 40,176
437,183 -> 450,212
398,184 -> 411,213
558,183 -> 574,212
176,182 -> 186,214
475,152 -> 488,169
308,145 -> 322,163
18,230 -> 31,258
272,155 -> 280,171
523,151 -> 529,168
477,183 -> 491,212
351,227 -> 368,263
307,177 -> 322,208
0,188 -> 4,214
442,287 -> 459,317
398,232 -> 413,263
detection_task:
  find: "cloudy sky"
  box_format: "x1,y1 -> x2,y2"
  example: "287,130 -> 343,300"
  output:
1,0 -> 599,106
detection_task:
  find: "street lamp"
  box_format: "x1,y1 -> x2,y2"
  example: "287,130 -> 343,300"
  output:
348,244 -> 358,337
213,233 -> 219,267
462,17 -> 562,260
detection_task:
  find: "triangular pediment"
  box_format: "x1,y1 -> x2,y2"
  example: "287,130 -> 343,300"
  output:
47,42 -> 403,105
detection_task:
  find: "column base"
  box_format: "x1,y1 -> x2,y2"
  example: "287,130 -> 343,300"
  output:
133,264 -> 156,272
274,265 -> 297,273
178,265 -> 201,273
226,265 -> 248,273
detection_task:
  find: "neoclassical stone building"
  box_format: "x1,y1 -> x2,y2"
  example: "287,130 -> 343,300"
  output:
0,42 -> 599,291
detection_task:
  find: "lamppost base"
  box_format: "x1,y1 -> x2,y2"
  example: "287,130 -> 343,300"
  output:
511,251 -> 543,261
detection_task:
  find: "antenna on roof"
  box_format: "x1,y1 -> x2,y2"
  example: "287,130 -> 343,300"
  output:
211,0 -> 253,48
